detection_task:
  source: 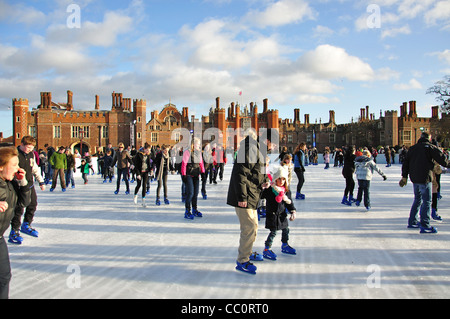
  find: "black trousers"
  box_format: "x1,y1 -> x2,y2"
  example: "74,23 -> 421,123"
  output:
0,237 -> 11,299
134,173 -> 149,198
156,171 -> 168,199
116,168 -> 130,192
12,185 -> 37,230
294,168 -> 305,194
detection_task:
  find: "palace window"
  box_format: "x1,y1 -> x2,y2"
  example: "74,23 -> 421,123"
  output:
72,126 -> 90,138
329,133 -> 335,143
402,130 -> 411,142
101,126 -> 109,139
29,126 -> 36,138
54,126 -> 61,139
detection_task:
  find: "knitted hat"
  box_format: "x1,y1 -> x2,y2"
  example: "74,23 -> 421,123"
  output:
271,165 -> 289,183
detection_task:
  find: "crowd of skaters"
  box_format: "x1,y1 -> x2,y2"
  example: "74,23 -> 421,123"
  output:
1,131 -> 450,291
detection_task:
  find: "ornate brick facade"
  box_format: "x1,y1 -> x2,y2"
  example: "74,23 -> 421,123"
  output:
7,90 -> 450,153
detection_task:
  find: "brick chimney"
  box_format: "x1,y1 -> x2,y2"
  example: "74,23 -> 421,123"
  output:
95,95 -> 100,110
409,101 -> 417,117
67,90 -> 73,111
294,109 -> 300,123
432,106 -> 439,118
40,92 -> 52,109
360,108 -> 365,121
401,102 -> 407,117
263,98 -> 268,113
216,97 -> 220,110
329,110 -> 335,123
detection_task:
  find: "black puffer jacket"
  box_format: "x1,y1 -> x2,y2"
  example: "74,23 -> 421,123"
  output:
402,137 -> 450,184
261,188 -> 296,230
227,135 -> 269,209
0,178 -> 31,237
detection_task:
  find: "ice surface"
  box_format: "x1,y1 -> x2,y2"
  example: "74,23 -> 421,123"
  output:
8,158 -> 450,299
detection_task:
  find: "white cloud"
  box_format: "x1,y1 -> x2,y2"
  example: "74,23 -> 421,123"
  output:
245,0 -> 316,28
297,45 -> 375,81
424,0 -> 450,26
313,25 -> 335,38
47,11 -> 133,47
381,24 -> 411,38
393,78 -> 423,90
0,0 -> 47,26
430,49 -> 450,65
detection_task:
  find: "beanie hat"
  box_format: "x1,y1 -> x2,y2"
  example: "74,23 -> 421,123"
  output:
271,165 -> 289,184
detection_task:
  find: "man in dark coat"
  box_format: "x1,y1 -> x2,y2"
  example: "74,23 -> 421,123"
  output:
227,129 -> 278,274
400,132 -> 450,233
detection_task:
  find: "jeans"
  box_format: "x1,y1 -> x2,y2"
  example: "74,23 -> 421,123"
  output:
65,169 -> 75,187
408,182 -> 432,228
265,228 -> 289,248
116,168 -> 130,192
185,175 -> 199,211
356,179 -> 371,208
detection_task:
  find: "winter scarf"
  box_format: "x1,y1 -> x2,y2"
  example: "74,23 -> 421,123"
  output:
270,184 -> 291,205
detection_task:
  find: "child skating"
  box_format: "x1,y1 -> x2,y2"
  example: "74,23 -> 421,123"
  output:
354,150 -> 387,211
260,166 -> 297,260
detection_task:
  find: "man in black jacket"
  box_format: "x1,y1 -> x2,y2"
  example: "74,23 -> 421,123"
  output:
227,129 -> 278,274
400,132 -> 450,233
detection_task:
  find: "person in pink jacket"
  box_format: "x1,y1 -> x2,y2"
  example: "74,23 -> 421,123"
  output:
181,137 -> 205,219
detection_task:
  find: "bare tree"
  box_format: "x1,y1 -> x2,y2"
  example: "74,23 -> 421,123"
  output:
427,75 -> 450,113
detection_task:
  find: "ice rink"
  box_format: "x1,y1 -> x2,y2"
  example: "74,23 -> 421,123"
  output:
7,158 -> 450,299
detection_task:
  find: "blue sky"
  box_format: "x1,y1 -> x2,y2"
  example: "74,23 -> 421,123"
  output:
1,0 -> 449,137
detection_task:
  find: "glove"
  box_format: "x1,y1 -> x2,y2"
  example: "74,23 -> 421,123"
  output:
382,175 -> 387,181
399,178 -> 407,187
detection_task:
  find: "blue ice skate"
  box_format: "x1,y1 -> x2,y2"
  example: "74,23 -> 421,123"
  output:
281,243 -> 296,255
114,190 -> 119,195
164,197 -> 170,205
295,192 -> 305,200
192,208 -> 203,217
235,261 -> 257,275
431,209 -> 442,221
8,230 -> 23,245
184,209 -> 194,220
249,252 -> 263,261
420,226 -> 438,234
341,196 -> 351,206
20,222 -> 38,237
155,198 -> 161,206
263,248 -> 277,260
